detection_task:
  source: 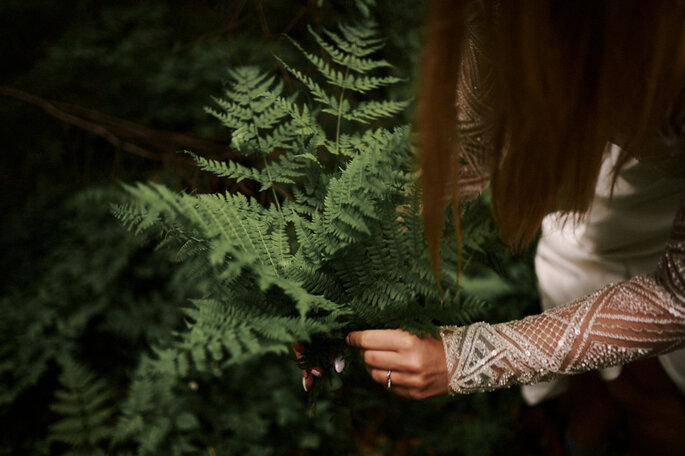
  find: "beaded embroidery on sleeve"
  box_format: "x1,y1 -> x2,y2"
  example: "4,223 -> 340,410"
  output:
440,195 -> 685,394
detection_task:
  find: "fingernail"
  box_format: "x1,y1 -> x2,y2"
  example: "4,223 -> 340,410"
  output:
302,377 -> 308,392
334,356 -> 345,373
311,368 -> 322,377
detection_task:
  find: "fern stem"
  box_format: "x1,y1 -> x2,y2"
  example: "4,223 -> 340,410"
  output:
334,65 -> 351,161
262,156 -> 284,216
250,109 -> 283,218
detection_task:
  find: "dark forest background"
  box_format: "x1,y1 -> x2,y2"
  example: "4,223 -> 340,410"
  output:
0,1 -> 556,454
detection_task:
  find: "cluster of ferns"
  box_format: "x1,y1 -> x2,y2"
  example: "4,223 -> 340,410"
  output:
116,19 -> 498,376
17,18 -> 526,456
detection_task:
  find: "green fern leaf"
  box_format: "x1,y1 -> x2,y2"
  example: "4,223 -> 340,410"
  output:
48,355 -> 114,454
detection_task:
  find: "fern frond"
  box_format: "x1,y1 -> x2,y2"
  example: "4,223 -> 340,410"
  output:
187,150 -> 311,192
48,355 -> 114,454
288,34 -> 400,94
276,56 -> 335,108
115,17 -> 518,425
325,22 -> 385,57
187,151 -> 261,182
119,183 -> 289,276
205,66 -> 292,155
344,99 -> 410,122
184,295 -> 343,369
278,97 -> 327,142
308,25 -> 392,73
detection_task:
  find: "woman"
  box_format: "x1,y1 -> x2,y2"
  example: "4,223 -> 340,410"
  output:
305,1 -> 685,453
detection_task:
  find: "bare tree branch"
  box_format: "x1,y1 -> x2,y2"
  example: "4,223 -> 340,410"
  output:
0,85 -> 293,202
0,86 -> 237,162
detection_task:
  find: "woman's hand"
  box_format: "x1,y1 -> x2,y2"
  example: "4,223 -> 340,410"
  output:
291,342 -> 345,392
346,329 -> 449,399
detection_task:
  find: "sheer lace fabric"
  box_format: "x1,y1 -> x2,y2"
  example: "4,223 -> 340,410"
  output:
441,197 -> 685,394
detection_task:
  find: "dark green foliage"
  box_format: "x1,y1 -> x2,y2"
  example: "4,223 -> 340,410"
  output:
111,350 -> 350,456
2,1 -> 543,455
0,188 -> 195,455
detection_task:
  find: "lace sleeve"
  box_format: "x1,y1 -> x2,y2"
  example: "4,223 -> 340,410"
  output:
440,195 -> 685,394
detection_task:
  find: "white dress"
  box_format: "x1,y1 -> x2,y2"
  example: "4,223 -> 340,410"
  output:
522,144 -> 685,404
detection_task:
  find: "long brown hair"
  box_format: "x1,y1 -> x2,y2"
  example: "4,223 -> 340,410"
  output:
418,0 -> 685,276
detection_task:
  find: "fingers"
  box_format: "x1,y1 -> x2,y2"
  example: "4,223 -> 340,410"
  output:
334,354 -> 345,373
348,329 -> 449,399
301,365 -> 323,392
291,342 -> 323,392
348,329 -> 423,371
290,342 -> 337,374
347,329 -> 414,351
295,329 -> 431,394
367,368 -> 431,400
302,370 -> 314,392
367,368 -> 412,387
359,348 -> 410,371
